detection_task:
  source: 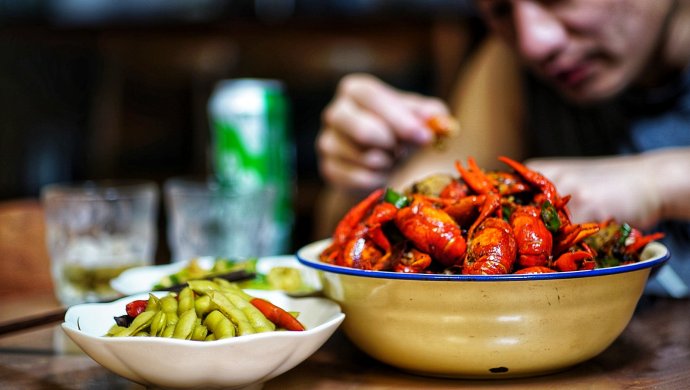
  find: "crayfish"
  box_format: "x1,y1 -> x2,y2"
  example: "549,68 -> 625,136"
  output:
320,156 -> 664,275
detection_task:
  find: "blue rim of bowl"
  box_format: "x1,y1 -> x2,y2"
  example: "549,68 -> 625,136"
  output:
296,239 -> 670,281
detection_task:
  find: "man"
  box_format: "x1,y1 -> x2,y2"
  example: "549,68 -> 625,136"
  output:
315,0 -> 690,297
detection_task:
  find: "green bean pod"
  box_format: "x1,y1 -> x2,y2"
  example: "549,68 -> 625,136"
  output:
173,309 -> 197,340
191,320 -> 208,341
113,311 -> 156,337
149,310 -> 167,337
223,291 -> 275,333
203,310 -> 235,339
106,324 -> 126,336
160,294 -> 178,313
162,323 -> 176,338
107,277 -> 300,340
211,278 -> 235,291
194,294 -> 212,318
188,280 -> 221,295
145,293 -> 161,312
177,287 -> 195,314
214,279 -> 253,301
210,292 -> 255,335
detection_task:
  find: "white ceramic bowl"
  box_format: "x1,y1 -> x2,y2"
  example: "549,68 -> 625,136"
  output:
62,290 -> 344,389
297,239 -> 669,379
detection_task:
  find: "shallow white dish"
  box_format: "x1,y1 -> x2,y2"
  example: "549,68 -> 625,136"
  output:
62,290 -> 344,389
111,255 -> 321,295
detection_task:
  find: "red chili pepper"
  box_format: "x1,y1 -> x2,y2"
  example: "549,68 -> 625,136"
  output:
249,298 -> 305,331
625,232 -> 665,255
125,299 -> 148,318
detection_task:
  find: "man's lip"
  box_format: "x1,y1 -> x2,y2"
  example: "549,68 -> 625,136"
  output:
549,63 -> 592,88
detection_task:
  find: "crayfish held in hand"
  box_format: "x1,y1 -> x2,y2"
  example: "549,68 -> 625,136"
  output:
320,156 -> 664,275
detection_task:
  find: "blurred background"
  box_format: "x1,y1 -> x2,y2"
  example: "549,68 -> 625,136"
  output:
0,0 -> 485,262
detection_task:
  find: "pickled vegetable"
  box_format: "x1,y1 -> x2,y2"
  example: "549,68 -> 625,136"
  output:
106,281 -> 305,341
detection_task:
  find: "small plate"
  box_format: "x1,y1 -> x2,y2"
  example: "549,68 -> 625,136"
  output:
111,255 -> 321,296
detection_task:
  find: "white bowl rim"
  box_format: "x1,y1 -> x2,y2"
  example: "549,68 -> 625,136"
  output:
297,239 -> 670,281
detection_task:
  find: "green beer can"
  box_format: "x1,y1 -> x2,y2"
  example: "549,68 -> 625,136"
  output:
208,79 -> 294,255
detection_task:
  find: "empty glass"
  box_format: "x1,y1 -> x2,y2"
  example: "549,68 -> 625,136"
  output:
164,178 -> 275,263
41,180 -> 159,306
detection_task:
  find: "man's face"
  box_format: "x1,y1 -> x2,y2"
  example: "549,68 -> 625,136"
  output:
476,0 -> 673,104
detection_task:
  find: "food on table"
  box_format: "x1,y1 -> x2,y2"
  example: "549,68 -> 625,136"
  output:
320,156 -> 664,275
152,258 -> 255,290
106,280 -> 305,340
264,266 -> 305,292
153,258 -> 312,294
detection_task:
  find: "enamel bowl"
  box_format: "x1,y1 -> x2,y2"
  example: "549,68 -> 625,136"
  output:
297,239 -> 669,379
62,290 -> 344,389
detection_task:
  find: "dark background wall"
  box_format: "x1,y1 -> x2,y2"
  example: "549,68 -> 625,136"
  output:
0,0 -> 484,260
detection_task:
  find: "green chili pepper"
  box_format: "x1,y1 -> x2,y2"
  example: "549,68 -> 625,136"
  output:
502,205 -> 513,222
384,188 -> 409,209
541,201 -> 561,233
599,257 -> 621,268
618,223 -> 632,246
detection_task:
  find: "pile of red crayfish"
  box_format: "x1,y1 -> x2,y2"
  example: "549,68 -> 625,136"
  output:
320,156 -> 664,275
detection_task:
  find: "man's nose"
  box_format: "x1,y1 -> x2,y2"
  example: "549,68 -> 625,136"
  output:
513,1 -> 567,62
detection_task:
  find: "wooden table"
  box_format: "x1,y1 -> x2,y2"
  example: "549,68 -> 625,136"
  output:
1,294 -> 688,389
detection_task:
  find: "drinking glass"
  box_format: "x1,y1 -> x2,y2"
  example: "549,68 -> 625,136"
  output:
41,180 -> 159,305
164,178 -> 275,263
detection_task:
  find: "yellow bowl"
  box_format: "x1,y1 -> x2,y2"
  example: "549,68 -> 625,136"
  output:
297,239 -> 669,379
